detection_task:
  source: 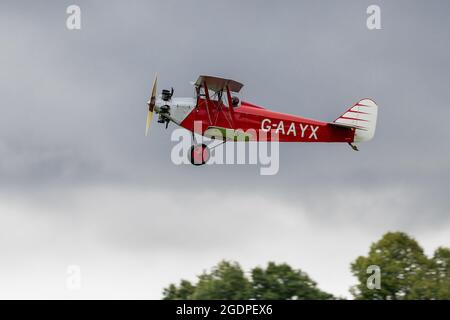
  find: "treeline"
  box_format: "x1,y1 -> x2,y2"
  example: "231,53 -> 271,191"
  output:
163,232 -> 450,300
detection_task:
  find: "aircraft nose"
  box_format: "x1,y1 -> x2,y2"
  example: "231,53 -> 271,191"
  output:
154,98 -> 163,112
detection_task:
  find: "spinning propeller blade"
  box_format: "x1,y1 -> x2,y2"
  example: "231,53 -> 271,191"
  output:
145,74 -> 158,136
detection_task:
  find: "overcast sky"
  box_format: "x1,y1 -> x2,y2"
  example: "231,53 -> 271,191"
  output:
1,0 -> 449,299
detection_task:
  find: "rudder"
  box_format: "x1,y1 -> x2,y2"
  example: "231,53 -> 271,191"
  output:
334,98 -> 378,142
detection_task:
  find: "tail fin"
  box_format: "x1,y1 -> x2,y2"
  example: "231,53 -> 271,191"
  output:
333,98 -> 378,142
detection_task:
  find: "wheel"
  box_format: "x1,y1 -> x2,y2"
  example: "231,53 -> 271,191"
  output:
188,144 -> 210,166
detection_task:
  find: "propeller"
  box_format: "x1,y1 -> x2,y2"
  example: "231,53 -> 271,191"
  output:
145,74 -> 158,136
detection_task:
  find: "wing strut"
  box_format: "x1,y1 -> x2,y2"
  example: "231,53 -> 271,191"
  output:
225,85 -> 235,125
203,81 -> 213,125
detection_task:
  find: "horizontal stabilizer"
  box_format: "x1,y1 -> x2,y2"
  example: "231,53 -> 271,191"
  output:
328,122 -> 368,131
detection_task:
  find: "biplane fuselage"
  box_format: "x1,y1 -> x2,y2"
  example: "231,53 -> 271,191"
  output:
175,98 -> 355,143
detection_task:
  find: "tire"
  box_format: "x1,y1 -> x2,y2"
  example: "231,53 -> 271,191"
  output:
188,144 -> 210,166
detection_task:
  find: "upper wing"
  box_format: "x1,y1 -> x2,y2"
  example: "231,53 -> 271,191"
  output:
195,75 -> 244,93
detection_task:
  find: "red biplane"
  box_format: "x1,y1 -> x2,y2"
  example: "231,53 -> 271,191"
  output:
145,75 -> 378,165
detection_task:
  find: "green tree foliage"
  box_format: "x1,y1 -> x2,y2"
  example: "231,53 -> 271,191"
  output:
409,247 -> 450,299
191,261 -> 252,300
351,232 -> 450,300
162,280 -> 195,300
251,262 -> 334,300
162,260 -> 334,300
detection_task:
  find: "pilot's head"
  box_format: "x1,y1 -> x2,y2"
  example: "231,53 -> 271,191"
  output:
231,96 -> 240,107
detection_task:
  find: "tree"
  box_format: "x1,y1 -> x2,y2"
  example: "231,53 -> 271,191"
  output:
351,232 -> 450,300
408,247 -> 450,299
162,280 -> 195,300
431,247 -> 450,297
251,262 -> 334,300
162,261 -> 251,300
191,261 -> 252,300
162,260 -> 334,300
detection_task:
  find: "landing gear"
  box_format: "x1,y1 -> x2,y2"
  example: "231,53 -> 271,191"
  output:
188,143 -> 210,166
